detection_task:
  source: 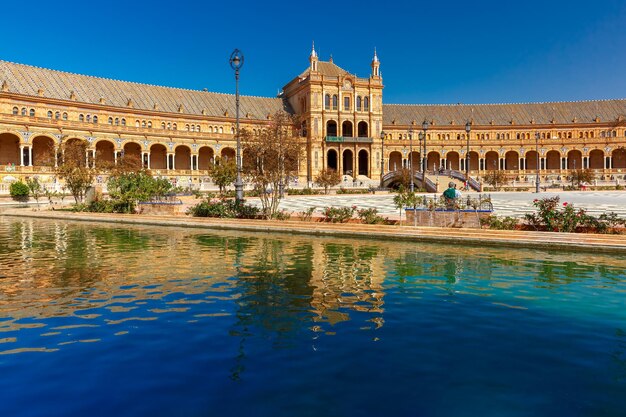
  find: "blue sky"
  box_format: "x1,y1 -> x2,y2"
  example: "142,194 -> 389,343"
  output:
3,0 -> 626,104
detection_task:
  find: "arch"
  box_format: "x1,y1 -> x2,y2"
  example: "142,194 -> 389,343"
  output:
221,147 -> 236,161
175,145 -> 191,170
526,150 -> 539,170
342,149 -> 354,175
31,135 -> 55,166
468,151 -> 479,171
356,96 -> 362,111
358,149 -> 369,176
567,150 -> 582,171
504,151 -> 519,170
342,121 -> 353,137
427,151 -> 441,172
326,120 -> 338,137
0,133 -> 21,165
324,94 -> 330,110
332,94 -> 338,109
389,151 -> 402,172
485,151 -> 499,170
95,140 -> 115,167
357,121 -> 368,137
123,142 -> 143,167
198,146 -> 214,170
612,148 -> 626,169
327,149 -> 338,171
446,151 -> 460,170
150,144 -> 167,170
364,96 -> 369,111
589,149 -> 604,169
546,150 -> 560,170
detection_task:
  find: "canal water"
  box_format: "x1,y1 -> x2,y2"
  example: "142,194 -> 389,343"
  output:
0,218 -> 625,417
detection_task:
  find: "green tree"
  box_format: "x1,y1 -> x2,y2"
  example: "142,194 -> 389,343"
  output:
315,168 -> 341,194
106,170 -> 174,213
9,181 -> 29,201
209,157 -> 237,194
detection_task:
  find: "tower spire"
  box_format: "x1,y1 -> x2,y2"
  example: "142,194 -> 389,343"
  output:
309,41 -> 319,72
371,48 -> 380,77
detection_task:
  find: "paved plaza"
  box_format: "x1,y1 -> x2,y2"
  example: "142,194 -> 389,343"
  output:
261,191 -> 626,220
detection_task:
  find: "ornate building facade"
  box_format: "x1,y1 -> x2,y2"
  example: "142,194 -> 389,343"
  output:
1,45 -> 625,191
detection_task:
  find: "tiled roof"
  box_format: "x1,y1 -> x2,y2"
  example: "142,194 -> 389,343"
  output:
383,101 -> 626,127
300,61 -> 350,78
0,60 -> 291,119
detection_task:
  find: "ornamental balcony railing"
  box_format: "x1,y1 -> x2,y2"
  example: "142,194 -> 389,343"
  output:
325,136 -> 374,143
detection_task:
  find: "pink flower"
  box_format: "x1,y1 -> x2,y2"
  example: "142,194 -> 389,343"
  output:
533,199 -> 538,203
563,202 -> 568,207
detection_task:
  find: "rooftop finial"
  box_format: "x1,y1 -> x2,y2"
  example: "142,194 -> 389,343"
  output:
329,53 -> 333,63
311,41 -> 317,58
373,47 -> 379,63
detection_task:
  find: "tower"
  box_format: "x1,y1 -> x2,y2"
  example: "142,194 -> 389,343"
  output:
309,42 -> 318,72
371,48 -> 380,78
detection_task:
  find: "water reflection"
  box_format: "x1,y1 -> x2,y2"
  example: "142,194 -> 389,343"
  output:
1,217 -> 626,356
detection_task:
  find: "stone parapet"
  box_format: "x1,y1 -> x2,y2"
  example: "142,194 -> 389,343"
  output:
405,209 -> 492,228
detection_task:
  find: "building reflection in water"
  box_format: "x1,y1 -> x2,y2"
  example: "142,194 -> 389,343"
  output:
1,218 -> 626,368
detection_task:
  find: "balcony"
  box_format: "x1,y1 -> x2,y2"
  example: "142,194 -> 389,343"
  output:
325,136 -> 374,144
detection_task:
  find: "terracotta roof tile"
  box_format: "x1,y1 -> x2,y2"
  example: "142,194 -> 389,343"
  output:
383,101 -> 626,127
0,60 -> 291,119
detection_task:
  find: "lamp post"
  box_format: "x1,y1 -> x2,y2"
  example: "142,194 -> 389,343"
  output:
465,121 -> 471,189
408,126 -> 414,192
230,49 -> 244,202
535,132 -> 540,193
422,120 -> 429,174
380,130 -> 385,188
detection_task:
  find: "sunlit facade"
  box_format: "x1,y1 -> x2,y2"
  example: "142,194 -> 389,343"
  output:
1,46 -> 625,190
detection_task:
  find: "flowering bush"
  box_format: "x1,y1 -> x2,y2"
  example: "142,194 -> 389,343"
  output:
523,197 -> 622,233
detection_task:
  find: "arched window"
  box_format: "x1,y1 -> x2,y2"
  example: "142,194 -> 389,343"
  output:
29,108 -> 35,117
185,124 -> 190,131
344,96 -> 350,111
325,94 -> 330,110
231,127 -> 235,134
191,125 -> 195,132
590,131 -> 594,138
332,95 -> 338,110
209,126 -> 213,133
115,118 -> 119,125
108,117 -> 113,125
147,121 -> 152,128
62,112 -> 68,120
141,120 -> 146,128
121,118 -> 126,126
86,114 -> 91,123
197,125 -> 201,132
167,123 -> 171,129
136,120 -> 140,127
93,116 -> 98,124
356,96 -> 362,111
568,132 -> 572,139
219,127 -> 223,134
161,122 -> 166,129
55,111 -> 60,119
12,107 -> 18,115
47,110 -> 53,118
79,114 -> 84,122
21,107 -> 27,116
364,97 -> 369,111
173,123 -> 177,130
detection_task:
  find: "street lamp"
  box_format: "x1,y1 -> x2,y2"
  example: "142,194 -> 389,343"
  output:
535,132 -> 540,193
230,48 -> 244,202
465,121 -> 471,189
422,120 -> 429,174
380,130 -> 385,188
408,126 -> 414,192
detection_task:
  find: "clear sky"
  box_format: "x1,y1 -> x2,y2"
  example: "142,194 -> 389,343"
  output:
3,0 -> 626,105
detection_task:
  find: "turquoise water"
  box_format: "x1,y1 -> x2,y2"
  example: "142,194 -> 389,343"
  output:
0,218 -> 625,417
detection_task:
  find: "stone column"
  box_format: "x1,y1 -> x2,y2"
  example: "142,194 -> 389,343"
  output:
28,146 -> 32,166
19,145 -> 24,166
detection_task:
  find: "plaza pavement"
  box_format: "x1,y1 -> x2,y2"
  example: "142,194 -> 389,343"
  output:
253,191 -> 626,220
